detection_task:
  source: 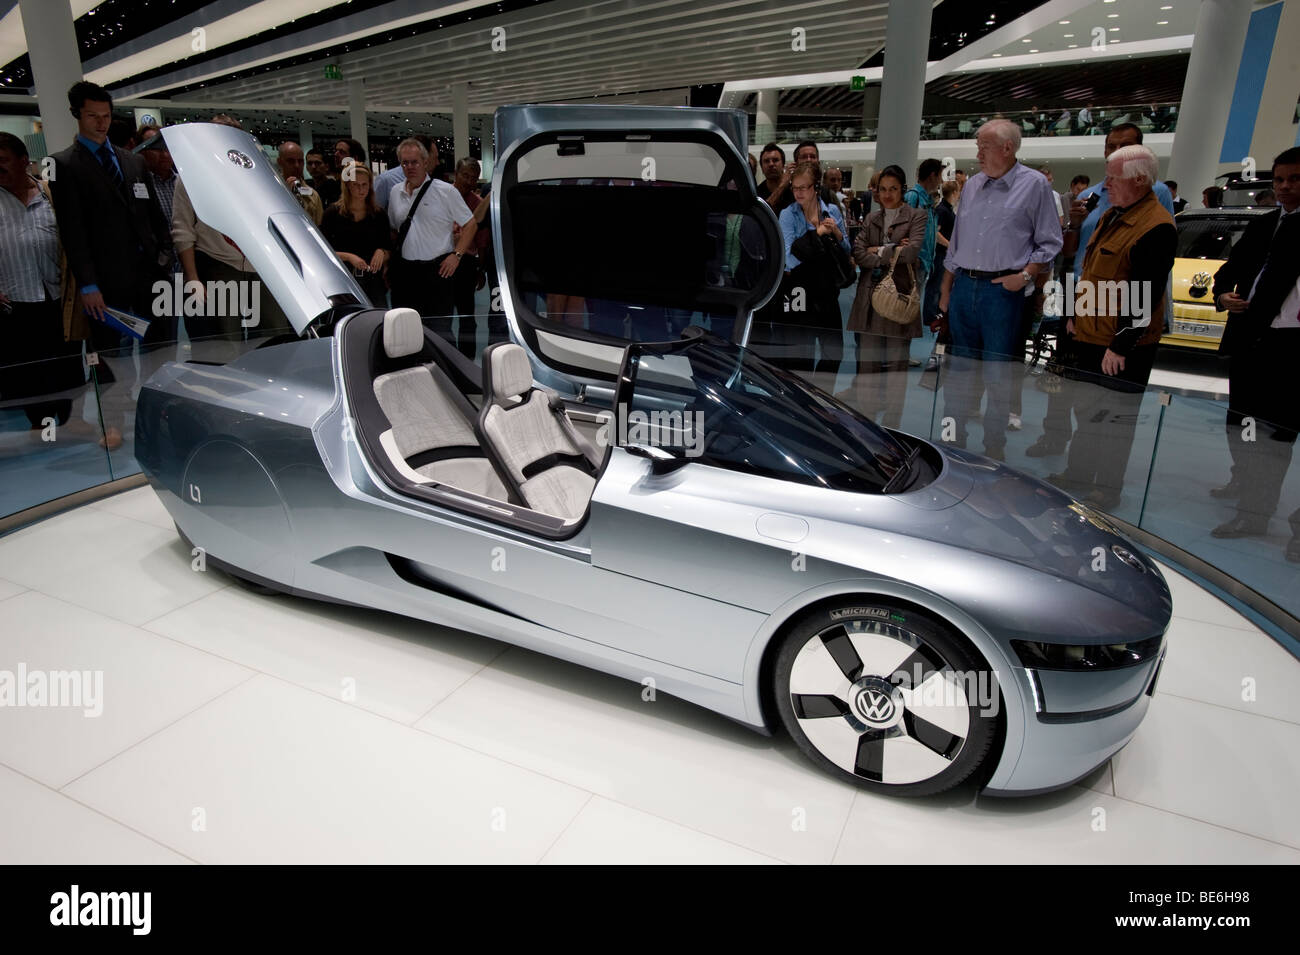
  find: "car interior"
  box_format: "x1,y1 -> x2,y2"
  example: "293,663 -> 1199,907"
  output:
340,307 -> 610,536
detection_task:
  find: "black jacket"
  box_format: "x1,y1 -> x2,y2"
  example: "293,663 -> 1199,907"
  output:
48,138 -> 172,306
1212,208 -> 1300,356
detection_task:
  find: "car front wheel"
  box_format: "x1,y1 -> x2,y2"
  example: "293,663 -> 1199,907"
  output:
774,601 -> 998,796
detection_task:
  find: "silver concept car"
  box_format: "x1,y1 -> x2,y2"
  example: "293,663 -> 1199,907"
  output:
136,109 -> 1171,797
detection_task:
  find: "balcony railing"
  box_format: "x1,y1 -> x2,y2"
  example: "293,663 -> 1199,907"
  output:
753,102 -> 1181,144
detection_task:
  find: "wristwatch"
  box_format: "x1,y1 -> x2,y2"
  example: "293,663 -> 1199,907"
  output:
1019,269 -> 1033,285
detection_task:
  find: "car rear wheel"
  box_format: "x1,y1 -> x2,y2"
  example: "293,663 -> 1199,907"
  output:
774,601 -> 998,796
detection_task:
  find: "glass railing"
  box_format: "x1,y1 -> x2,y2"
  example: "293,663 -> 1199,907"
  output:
1,323 -> 294,519
754,102 -> 1181,144
3,287 -> 1296,649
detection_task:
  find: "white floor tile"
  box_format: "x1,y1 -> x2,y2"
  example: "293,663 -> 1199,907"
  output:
145,587 -> 507,724
91,485 -> 175,532
416,648 -> 856,865
0,591 -> 253,788
0,764 -> 191,864
1159,616 -> 1300,724
834,783 -> 1300,864
1081,762 -> 1112,796
0,508 -> 227,626
1112,693 -> 1300,849
64,675 -> 590,864
542,796 -> 783,864
1154,561 -> 1259,633
0,577 -> 26,602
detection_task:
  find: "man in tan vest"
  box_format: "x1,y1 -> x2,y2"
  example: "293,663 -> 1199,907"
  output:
1049,144 -> 1175,511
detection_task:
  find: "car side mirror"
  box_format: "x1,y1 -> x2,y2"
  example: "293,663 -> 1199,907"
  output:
623,443 -> 689,474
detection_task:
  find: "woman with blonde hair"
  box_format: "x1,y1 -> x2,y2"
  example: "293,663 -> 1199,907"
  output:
320,159 -> 391,304
846,163 -> 926,428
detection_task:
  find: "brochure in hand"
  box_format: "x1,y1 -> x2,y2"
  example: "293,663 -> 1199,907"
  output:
103,307 -> 152,341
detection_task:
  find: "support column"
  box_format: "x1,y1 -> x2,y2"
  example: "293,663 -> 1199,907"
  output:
876,0 -> 931,183
347,78 -> 368,160
850,162 -> 872,192
20,0 -> 82,153
298,120 -> 313,153
452,82 -> 469,165
480,117 -> 495,181
755,89 -> 779,146
1167,0 -> 1252,198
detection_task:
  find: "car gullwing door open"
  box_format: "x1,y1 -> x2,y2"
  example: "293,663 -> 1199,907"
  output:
160,122 -> 369,335
490,104 -> 784,400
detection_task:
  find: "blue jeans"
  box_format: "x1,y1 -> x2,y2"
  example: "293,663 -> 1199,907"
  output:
942,271 -> 1025,452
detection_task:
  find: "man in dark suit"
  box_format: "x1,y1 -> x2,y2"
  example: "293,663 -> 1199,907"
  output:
48,81 -> 173,354
1210,147 -> 1300,562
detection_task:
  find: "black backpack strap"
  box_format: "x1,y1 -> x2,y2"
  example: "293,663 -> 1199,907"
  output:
395,178 -> 433,257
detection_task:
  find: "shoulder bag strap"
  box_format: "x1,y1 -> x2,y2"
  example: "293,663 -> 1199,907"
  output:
396,179 -> 433,257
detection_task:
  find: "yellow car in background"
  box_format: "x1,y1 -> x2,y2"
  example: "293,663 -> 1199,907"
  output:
1165,207 -> 1274,350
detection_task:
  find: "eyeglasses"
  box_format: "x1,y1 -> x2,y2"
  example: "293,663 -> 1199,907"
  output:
399,159 -> 423,168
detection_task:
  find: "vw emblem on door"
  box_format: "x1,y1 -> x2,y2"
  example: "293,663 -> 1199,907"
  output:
1189,271 -> 1212,298
227,149 -> 254,169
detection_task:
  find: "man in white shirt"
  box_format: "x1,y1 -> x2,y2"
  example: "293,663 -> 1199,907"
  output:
387,137 -> 477,346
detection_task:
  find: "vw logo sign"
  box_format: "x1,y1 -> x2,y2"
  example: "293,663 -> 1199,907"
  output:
1189,271 -> 1212,299
851,680 -> 900,727
227,149 -> 254,169
1111,544 -> 1146,573
139,113 -> 158,127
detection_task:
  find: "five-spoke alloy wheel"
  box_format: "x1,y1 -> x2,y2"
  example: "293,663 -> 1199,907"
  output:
775,602 -> 999,796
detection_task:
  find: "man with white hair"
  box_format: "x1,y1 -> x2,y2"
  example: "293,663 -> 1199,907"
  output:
1049,143 -> 1175,511
387,137 -> 477,342
937,118 -> 1062,460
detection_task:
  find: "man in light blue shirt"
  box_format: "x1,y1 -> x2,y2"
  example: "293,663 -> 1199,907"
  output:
940,120 -> 1063,459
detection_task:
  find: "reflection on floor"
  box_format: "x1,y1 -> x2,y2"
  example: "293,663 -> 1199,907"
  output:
0,486 -> 1297,863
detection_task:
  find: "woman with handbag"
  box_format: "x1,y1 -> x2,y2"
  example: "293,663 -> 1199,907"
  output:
846,164 -> 926,428
778,161 -> 851,379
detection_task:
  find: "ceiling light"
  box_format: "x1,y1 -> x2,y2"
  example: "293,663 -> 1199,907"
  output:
1059,20 -> 1070,24
1068,44 -> 1078,48
1029,49 -> 1038,53
1107,13 -> 1119,18
1063,33 -> 1074,38
1109,27 -> 1119,32
1022,38 -> 1032,42
1157,20 -> 1168,25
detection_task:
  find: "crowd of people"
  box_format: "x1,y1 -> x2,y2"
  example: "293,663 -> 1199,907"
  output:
749,123 -> 1299,563
1,80 -> 1297,562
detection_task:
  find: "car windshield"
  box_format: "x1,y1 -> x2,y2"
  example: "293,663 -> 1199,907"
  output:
1176,216 -> 1255,259
621,337 -> 911,493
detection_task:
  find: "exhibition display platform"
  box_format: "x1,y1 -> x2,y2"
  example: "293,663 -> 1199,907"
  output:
1,486 -> 1296,865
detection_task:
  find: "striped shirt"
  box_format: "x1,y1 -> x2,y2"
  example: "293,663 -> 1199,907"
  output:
150,171 -> 181,273
0,178 -> 60,302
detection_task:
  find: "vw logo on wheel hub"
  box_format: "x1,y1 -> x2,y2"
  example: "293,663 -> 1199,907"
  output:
850,677 -> 903,728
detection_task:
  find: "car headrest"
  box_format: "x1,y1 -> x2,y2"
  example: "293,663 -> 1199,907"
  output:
485,343 -> 534,402
383,308 -> 423,359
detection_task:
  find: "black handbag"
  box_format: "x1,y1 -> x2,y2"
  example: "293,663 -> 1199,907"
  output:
791,230 -> 856,290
